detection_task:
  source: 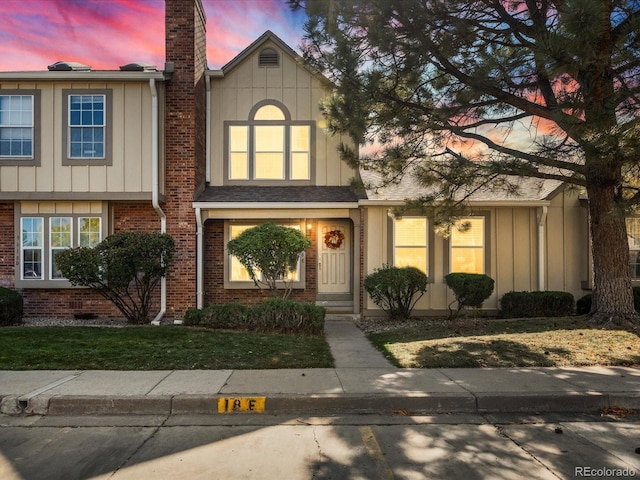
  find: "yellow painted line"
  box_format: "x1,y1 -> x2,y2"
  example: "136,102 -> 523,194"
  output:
217,397 -> 266,413
359,426 -> 395,479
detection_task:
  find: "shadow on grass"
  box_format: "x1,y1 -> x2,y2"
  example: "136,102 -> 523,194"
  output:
412,339 -> 572,368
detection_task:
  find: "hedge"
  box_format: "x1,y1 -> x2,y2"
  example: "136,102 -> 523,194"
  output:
499,290 -> 575,318
184,298 -> 325,335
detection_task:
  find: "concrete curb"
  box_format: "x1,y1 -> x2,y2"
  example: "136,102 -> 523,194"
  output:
4,392 -> 639,417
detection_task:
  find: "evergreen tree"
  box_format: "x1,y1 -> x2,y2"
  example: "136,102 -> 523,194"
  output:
291,0 -> 640,325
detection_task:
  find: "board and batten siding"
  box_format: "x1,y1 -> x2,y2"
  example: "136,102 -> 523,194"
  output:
0,81 -> 155,196
208,40 -> 354,187
363,194 -> 588,315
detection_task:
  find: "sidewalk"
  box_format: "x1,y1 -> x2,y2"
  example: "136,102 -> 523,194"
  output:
1,315 -> 639,416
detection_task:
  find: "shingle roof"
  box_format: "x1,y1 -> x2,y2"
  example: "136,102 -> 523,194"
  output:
360,168 -> 563,203
195,185 -> 365,204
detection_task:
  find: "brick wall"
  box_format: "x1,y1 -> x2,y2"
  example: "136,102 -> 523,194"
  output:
19,202 -> 161,319
0,203 -> 14,288
203,220 -> 317,305
163,0 -> 208,319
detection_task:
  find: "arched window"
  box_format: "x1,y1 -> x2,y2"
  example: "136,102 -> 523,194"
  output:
226,101 -> 313,182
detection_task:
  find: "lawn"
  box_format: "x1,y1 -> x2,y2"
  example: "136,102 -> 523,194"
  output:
0,326 -> 334,370
362,316 -> 640,368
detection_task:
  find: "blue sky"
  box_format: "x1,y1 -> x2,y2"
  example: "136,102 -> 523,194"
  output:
0,0 -> 307,71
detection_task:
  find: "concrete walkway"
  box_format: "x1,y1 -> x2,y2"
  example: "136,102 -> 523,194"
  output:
1,315 -> 639,417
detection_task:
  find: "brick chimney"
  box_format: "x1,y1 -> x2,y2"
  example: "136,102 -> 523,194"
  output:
164,0 -> 208,318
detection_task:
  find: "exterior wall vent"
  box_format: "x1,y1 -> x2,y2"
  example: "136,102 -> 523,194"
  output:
47,61 -> 92,71
258,48 -> 279,67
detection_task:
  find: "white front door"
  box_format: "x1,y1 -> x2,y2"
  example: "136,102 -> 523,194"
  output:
318,221 -> 351,294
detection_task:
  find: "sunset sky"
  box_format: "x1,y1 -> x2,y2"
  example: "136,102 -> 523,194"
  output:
0,0 -> 307,71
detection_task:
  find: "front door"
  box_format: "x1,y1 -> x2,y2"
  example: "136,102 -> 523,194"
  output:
318,221 -> 351,294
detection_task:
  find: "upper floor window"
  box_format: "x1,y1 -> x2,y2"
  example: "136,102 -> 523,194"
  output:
0,90 -> 40,166
393,217 -> 428,274
226,101 -> 312,183
62,89 -> 112,166
450,217 -> 485,274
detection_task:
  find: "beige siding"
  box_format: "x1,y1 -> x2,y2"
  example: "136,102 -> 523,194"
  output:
0,81 -> 154,195
209,40 -> 357,187
364,199 -> 589,315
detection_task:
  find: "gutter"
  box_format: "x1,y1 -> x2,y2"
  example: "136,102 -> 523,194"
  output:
537,206 -> 548,291
149,78 -> 167,325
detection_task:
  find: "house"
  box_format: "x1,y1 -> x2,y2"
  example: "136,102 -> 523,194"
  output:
0,0 -> 606,321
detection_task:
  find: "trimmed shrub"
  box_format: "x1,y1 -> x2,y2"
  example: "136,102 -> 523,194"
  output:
183,303 -> 248,329
445,273 -> 495,318
363,265 -> 428,319
0,287 -> 23,326
576,287 -> 640,315
247,298 -> 325,335
184,299 -> 325,335
500,291 -> 575,318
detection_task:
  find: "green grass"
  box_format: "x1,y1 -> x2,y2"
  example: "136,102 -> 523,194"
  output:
0,326 -> 334,370
366,316 -> 640,368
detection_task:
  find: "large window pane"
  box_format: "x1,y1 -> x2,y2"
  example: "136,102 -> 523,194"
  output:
394,217 -> 427,273
255,126 -> 284,179
450,218 -> 484,274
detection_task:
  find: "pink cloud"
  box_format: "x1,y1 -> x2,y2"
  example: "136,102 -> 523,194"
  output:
0,0 -> 305,71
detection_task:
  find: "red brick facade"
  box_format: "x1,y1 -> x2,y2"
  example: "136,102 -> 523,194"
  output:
0,203 -> 14,289
14,202 -> 161,318
203,220 -> 318,306
163,0 -> 208,318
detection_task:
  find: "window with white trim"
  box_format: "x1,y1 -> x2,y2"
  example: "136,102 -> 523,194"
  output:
627,218 -> 640,279
450,217 -> 485,274
227,102 -> 312,182
20,216 -> 102,282
393,217 -> 428,274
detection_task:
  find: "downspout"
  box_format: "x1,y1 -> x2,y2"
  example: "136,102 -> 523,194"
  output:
205,74 -> 211,183
537,206 -> 548,291
196,207 -> 204,309
150,78 -> 167,325
194,74 -> 210,308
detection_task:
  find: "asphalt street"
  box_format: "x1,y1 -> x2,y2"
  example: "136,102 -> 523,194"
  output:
1,412 -> 638,479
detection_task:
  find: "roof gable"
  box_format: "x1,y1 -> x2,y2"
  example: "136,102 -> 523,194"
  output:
219,30 -> 332,86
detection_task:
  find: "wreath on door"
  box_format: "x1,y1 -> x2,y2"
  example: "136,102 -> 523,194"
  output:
324,229 -> 345,249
